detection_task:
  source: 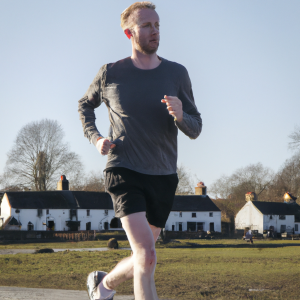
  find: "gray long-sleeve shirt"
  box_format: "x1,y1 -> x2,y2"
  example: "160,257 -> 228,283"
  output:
78,57 -> 202,175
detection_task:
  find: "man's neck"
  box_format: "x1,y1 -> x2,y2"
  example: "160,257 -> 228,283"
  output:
131,50 -> 161,70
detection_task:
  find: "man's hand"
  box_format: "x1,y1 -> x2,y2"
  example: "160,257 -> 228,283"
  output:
161,95 -> 183,122
96,138 -> 116,156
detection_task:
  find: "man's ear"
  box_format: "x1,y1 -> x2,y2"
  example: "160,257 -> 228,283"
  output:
124,29 -> 132,39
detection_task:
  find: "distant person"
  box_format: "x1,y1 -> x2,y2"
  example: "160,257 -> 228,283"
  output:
78,2 -> 202,300
245,229 -> 253,244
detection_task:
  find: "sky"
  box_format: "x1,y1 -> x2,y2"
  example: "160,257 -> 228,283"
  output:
1,0 -> 299,189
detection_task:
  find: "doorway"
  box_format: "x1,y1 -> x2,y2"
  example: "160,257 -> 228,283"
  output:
86,222 -> 91,231
178,223 -> 183,231
110,217 -> 122,228
104,222 -> 109,230
209,222 -> 214,232
48,220 -> 55,231
27,222 -> 34,231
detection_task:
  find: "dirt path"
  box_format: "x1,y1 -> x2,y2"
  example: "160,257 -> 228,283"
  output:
0,286 -> 175,299
0,248 -> 131,255
0,286 -> 133,300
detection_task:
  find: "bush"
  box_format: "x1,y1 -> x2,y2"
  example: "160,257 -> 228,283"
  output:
35,248 -> 54,254
107,238 -> 118,249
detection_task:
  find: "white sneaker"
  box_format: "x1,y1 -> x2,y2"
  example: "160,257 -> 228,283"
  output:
86,271 -> 116,300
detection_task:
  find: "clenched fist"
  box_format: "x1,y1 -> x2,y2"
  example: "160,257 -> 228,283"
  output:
96,138 -> 116,156
161,95 -> 183,122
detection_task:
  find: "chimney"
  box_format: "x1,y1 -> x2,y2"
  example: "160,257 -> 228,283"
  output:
57,175 -> 69,191
283,192 -> 297,204
195,182 -> 207,195
245,192 -> 257,202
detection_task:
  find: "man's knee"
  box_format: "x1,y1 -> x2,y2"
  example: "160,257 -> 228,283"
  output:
135,247 -> 156,270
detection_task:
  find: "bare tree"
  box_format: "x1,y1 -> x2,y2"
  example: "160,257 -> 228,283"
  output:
83,171 -> 105,191
4,119 -> 83,191
176,165 -> 194,195
289,125 -> 300,151
209,175 -> 232,199
68,170 -> 105,191
0,171 -> 14,191
271,151 -> 300,203
210,163 -> 274,200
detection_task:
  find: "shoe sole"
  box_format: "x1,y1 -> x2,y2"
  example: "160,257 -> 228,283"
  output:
86,271 -> 116,300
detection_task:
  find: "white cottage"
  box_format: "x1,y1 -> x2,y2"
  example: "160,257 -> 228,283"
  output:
0,190 -> 120,231
165,195 -> 221,232
0,177 -> 221,232
235,192 -> 300,234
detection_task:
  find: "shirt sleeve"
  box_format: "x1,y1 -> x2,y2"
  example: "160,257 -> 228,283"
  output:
78,65 -> 107,146
175,67 -> 202,139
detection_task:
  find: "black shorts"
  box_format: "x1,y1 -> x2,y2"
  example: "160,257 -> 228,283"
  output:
105,167 -> 178,228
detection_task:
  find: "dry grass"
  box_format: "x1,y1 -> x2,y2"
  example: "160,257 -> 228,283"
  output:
0,240 -> 130,249
0,243 -> 300,299
1,238 -> 300,250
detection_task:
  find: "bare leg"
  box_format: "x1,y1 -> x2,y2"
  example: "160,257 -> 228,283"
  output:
104,212 -> 161,300
105,223 -> 160,290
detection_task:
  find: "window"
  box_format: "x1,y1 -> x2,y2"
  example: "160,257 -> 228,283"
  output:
37,209 -> 42,217
197,222 -> 204,231
280,225 -> 286,233
70,209 -> 77,219
104,209 -> 108,216
295,224 -> 299,232
87,210 -> 90,216
187,222 -> 196,231
46,209 -> 49,215
209,212 -> 213,217
192,213 -> 196,218
279,215 -> 286,220
270,215 -> 273,219
179,212 -> 182,217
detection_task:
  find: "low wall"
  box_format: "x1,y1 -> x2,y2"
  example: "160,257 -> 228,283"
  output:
0,230 -> 127,241
165,230 -> 227,239
164,230 -> 246,240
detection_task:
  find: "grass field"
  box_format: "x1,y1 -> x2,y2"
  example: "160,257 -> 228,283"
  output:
0,240 -> 300,299
1,238 -> 300,250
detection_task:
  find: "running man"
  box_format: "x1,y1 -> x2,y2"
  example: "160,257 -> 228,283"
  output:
78,2 -> 202,300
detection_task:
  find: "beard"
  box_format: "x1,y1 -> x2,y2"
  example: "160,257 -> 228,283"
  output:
133,33 -> 160,55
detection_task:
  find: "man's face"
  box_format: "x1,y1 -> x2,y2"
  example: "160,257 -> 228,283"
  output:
131,9 -> 160,55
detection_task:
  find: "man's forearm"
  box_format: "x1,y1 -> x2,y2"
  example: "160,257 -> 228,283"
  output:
78,95 -> 103,146
175,111 -> 202,139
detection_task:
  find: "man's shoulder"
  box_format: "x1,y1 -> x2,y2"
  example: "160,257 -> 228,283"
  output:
106,57 -> 131,71
161,57 -> 188,73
